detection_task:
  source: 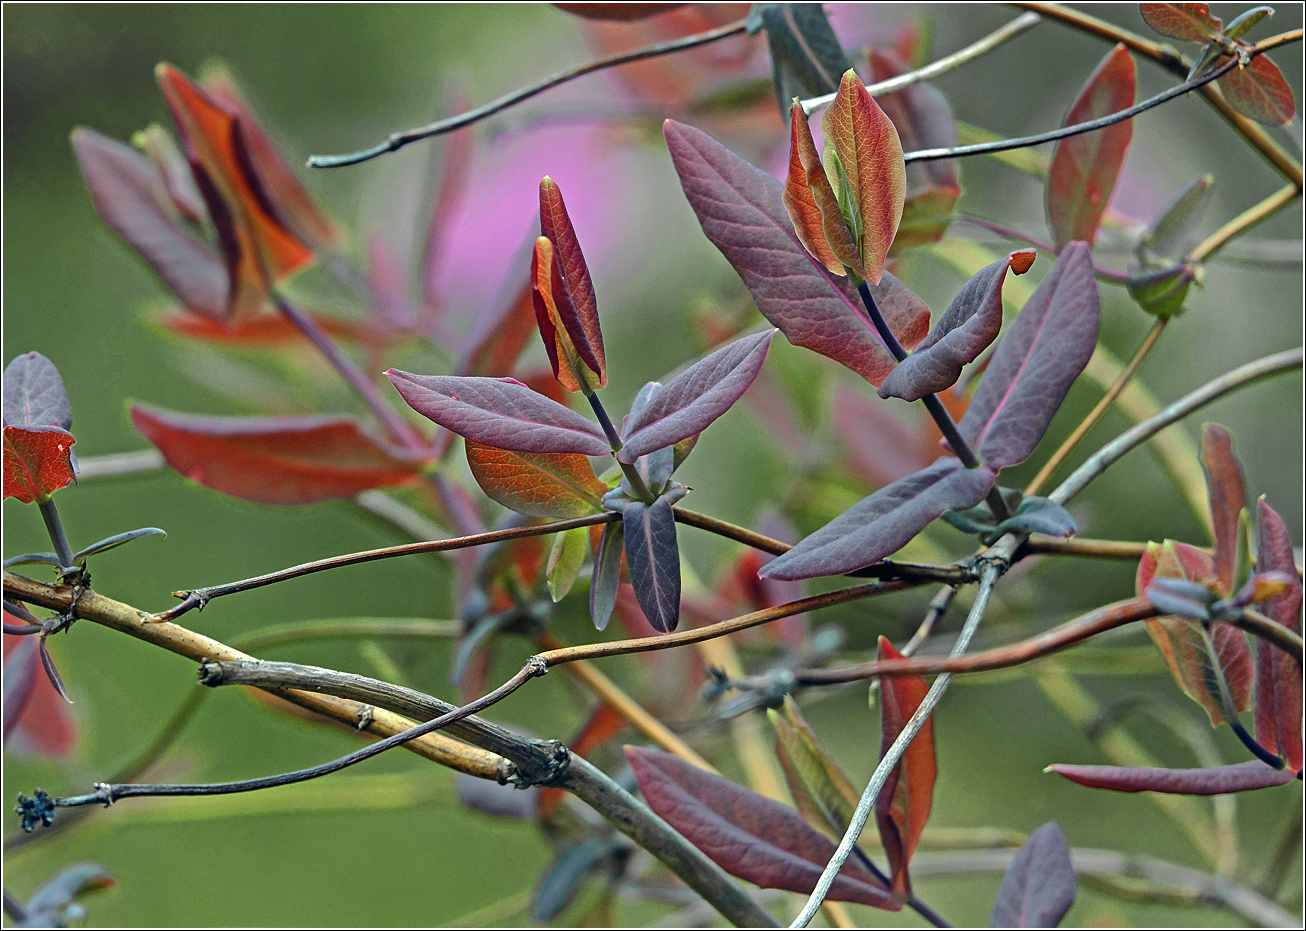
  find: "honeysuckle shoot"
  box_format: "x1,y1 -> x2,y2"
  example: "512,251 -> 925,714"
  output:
532,177 -> 605,393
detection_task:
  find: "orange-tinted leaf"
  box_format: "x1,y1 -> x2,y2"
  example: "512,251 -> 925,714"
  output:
157,64 -> 313,320
875,636 -> 936,903
465,441 -> 605,518
867,50 -> 961,253
202,68 -> 338,250
1139,3 -> 1223,42
159,311 -> 373,347
783,101 -> 847,276
1218,54 -> 1296,125
1137,541 -> 1254,725
539,178 -> 605,384
531,238 -> 598,393
820,70 -> 905,284
131,405 -> 427,505
1201,424 -> 1247,593
1253,499 -> 1304,770
73,127 -> 232,321
1047,44 -> 1135,249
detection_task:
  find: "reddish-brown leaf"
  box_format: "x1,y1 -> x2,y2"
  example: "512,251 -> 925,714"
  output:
627,746 -> 899,908
2,428 -> 76,504
3,628 -> 76,757
134,123 -> 208,226
131,406 -> 427,505
1049,759 -> 1294,794
158,311 -> 374,347
1200,423 -> 1247,593
465,441 -> 605,518
539,178 -> 605,385
875,636 -> 936,903
867,50 -> 961,252
201,68 -> 339,250
1253,499 -> 1304,770
1137,541 -> 1254,725
157,64 -> 313,321
820,70 -> 905,284
1138,3 -> 1224,42
1047,44 -> 1136,249
783,101 -> 861,276
553,3 -> 684,21
1218,54 -> 1296,125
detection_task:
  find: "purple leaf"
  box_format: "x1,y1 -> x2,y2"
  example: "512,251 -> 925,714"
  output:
3,352 -> 73,432
879,251 -> 1035,402
617,331 -> 774,463
664,120 -> 927,389
1049,760 -> 1295,794
38,638 -> 71,703
1253,499 -> 1304,771
622,498 -> 681,633
958,243 -> 1100,470
23,864 -> 115,926
627,746 -> 899,908
761,459 -> 995,580
991,822 -> 1076,928
590,520 -> 623,631
386,371 -> 611,456
72,127 -> 231,321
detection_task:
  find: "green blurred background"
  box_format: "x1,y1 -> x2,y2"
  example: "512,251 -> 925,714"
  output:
4,4 -> 1301,926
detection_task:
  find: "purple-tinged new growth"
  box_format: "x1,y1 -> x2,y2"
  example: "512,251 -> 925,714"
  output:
879,250 -> 1035,402
622,497 -> 681,633
958,242 -> 1100,470
665,120 -> 927,388
627,746 -> 899,909
990,822 -> 1077,927
533,177 -> 605,392
617,330 -> 774,463
761,458 -> 995,580
1048,759 -> 1295,794
386,371 -> 610,456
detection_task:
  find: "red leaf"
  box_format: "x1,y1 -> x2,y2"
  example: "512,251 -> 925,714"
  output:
875,636 -> 936,903
3,428 -> 76,504
1138,3 -> 1224,42
626,746 -> 899,908
157,64 -> 313,321
201,68 -> 339,251
538,177 -> 605,385
1253,499 -> 1304,770
1047,44 -> 1135,249
3,628 -> 76,757
532,238 -> 600,393
130,406 -> 426,505
820,70 -> 905,284
1200,423 -> 1247,593
1218,54 -> 1296,125
867,50 -> 962,252
1137,541 -> 1254,725
465,441 -> 605,518
553,3 -> 685,21
1049,759 -> 1294,794
72,127 -> 232,321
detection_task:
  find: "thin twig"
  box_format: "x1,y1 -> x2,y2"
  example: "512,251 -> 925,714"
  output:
790,562 -> 1002,927
1026,318 -> 1168,496
1051,347 -> 1304,506
800,12 -> 1043,114
308,17 -> 751,168
1188,184 -> 1301,263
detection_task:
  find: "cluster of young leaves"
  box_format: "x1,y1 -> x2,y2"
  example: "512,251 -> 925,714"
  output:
1051,424 -> 1303,793
664,68 -> 1096,581
388,178 -> 775,633
1141,2 -> 1296,125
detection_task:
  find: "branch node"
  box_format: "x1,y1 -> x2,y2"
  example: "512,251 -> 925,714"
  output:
354,705 -> 374,732
525,655 -> 550,678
